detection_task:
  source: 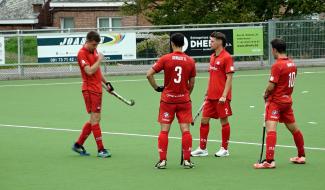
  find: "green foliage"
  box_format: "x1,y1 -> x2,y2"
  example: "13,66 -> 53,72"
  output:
5,37 -> 37,64
122,0 -> 325,24
137,34 -> 170,57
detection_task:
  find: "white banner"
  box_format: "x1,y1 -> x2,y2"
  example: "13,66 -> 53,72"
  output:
37,33 -> 136,63
0,37 -> 5,65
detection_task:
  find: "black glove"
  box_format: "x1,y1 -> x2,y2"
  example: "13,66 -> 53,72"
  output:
106,82 -> 114,92
155,86 -> 164,92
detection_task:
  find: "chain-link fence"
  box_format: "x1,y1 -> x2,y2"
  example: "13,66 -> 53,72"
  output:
0,20 -> 324,80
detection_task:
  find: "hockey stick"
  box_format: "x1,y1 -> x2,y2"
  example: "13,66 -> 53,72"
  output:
258,122 -> 266,163
180,144 -> 184,165
258,104 -> 267,163
102,84 -> 135,106
191,99 -> 205,126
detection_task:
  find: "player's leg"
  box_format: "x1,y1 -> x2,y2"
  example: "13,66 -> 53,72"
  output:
155,102 -> 175,169
215,116 -> 230,157
72,91 -> 92,156
179,123 -> 194,168
155,123 -> 171,169
177,102 -> 194,168
254,120 -> 277,169
254,102 -> 278,169
285,122 -> 306,164
191,100 -> 214,157
282,106 -> 306,164
215,100 -> 232,157
88,92 -> 111,158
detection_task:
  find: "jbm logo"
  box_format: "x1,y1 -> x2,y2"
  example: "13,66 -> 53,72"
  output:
59,34 -> 125,46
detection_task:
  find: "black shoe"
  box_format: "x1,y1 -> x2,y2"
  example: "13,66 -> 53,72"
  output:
72,143 -> 90,156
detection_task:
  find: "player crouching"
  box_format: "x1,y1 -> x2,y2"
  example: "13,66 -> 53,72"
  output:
254,39 -> 306,169
146,33 -> 196,169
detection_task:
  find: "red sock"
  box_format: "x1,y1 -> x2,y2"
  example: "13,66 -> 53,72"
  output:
221,123 -> 230,150
200,123 -> 210,149
266,131 -> 277,162
91,123 -> 104,151
293,130 -> 305,157
158,131 -> 168,160
182,131 -> 192,161
77,122 -> 92,145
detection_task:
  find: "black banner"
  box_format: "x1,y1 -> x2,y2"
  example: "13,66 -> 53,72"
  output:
170,29 -> 233,56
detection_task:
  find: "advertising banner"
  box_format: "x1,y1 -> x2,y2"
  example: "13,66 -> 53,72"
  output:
37,33 -> 136,63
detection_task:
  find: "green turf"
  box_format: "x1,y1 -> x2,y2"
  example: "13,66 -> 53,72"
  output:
0,67 -> 325,190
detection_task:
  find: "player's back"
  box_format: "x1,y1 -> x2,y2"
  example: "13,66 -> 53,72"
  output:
270,58 -> 297,104
159,52 -> 196,103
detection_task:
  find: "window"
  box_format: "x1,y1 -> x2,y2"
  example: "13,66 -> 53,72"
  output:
97,17 -> 122,31
60,17 -> 74,30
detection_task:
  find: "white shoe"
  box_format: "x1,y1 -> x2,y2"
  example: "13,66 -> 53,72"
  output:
155,160 -> 167,169
183,160 -> 195,169
215,147 -> 229,157
191,147 -> 208,157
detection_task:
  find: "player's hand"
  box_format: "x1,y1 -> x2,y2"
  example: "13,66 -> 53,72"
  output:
106,82 -> 114,93
155,86 -> 164,92
219,96 -> 226,104
98,53 -> 104,62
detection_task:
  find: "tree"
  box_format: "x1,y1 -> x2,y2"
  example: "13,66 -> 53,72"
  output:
121,0 -> 325,24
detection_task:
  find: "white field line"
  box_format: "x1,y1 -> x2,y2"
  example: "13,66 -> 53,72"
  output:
0,71 -> 324,88
0,123 -> 324,151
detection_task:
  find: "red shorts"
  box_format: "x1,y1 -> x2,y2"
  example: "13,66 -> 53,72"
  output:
265,101 -> 295,123
158,102 -> 193,124
82,91 -> 102,113
202,99 -> 232,119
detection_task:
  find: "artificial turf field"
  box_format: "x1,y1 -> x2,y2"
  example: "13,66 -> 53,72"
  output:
0,67 -> 325,190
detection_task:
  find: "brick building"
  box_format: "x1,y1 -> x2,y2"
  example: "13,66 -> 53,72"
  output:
0,0 -> 51,30
0,0 -> 151,31
50,0 -> 151,30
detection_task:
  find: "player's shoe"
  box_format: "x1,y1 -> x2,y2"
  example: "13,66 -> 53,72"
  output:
290,156 -> 306,164
182,160 -> 195,169
215,147 -> 229,157
72,143 -> 90,156
253,160 -> 276,169
191,147 -> 208,157
97,149 -> 112,158
155,160 -> 167,169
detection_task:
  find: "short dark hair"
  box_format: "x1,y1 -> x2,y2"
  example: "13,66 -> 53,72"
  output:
86,31 -> 101,43
170,33 -> 185,47
210,32 -> 226,47
271,38 -> 286,53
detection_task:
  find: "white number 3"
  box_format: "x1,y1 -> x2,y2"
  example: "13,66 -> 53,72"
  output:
174,66 -> 182,84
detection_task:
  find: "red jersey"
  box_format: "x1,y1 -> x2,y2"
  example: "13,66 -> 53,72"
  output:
207,49 -> 235,100
77,46 -> 103,94
268,57 -> 297,104
152,51 -> 196,104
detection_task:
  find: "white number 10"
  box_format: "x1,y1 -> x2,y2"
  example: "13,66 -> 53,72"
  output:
174,66 -> 182,84
288,72 -> 296,88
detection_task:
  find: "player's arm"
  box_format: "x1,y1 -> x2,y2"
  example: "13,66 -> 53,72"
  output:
264,64 -> 280,101
146,68 -> 164,92
188,77 -> 195,94
83,53 -> 104,76
219,73 -> 233,103
188,61 -> 196,95
263,82 -> 275,101
101,74 -> 114,92
219,56 -> 234,103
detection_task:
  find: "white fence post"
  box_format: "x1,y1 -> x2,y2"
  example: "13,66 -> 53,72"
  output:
268,20 -> 276,65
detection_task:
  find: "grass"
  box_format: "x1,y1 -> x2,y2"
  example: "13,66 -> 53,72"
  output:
0,67 -> 324,190
5,37 -> 37,64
